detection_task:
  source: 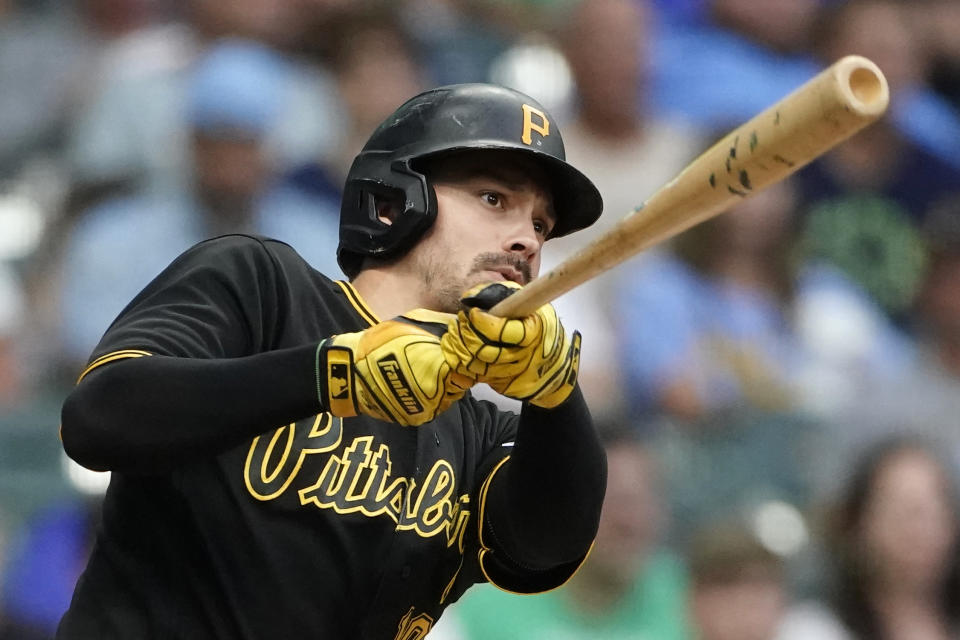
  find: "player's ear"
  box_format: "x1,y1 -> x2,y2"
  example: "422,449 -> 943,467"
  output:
375,196 -> 400,225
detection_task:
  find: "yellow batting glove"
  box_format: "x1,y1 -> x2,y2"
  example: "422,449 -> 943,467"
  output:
444,282 -> 581,408
316,310 -> 475,426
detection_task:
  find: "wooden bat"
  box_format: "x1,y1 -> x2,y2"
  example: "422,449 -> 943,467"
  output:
490,55 -> 889,317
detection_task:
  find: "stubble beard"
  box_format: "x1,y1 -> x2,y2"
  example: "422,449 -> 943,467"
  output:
417,249 -> 531,313
415,245 -> 464,313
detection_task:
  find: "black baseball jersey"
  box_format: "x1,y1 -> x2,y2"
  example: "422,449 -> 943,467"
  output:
57,235 -> 584,639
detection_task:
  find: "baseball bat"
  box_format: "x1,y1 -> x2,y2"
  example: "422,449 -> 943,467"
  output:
490,55 -> 889,317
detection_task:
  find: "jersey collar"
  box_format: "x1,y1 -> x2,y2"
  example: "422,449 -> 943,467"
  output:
334,280 -> 380,326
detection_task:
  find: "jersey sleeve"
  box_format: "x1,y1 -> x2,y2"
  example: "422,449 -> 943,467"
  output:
456,396 -> 593,597
79,234 -> 287,378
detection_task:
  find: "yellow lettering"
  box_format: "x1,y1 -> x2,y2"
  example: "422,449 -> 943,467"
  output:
415,462 -> 454,533
244,414 -> 342,501
254,433 -> 472,542
394,608 -> 434,640
378,359 -> 422,414
521,104 -> 550,145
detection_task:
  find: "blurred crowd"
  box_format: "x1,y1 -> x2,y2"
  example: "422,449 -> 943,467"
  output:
2,0 -> 960,637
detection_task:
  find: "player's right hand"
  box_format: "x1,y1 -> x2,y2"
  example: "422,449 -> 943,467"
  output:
316,310 -> 475,426
444,282 -> 581,409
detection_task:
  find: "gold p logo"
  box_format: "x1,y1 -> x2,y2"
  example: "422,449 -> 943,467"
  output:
521,104 -> 550,145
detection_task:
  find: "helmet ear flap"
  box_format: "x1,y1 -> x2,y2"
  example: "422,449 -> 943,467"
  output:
353,184 -> 403,230
337,155 -> 438,277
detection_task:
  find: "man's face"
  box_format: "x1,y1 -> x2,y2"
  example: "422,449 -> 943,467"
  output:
861,449 -> 958,591
401,154 -> 557,312
586,442 -> 662,586
192,132 -> 269,214
691,571 -> 786,640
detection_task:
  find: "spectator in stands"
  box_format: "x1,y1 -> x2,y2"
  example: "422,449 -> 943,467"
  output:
429,418 -> 692,640
915,0 -> 960,111
612,179 -> 831,543
795,0 -> 960,228
816,194 -> 960,476
649,0 -> 821,131
556,0 -> 703,229
0,264 -> 103,639
0,265 -> 25,408
283,5 -> 427,204
915,195 -> 960,388
326,9 -> 426,179
0,498 -> 101,639
706,0 -> 819,56
397,0 -> 520,87
0,1 -> 92,180
786,2 -> 960,423
542,0 -> 704,410
688,518 -> 789,640
0,0 -> 164,181
57,39 -> 342,370
65,0 -> 339,200
790,0 -> 960,336
614,179 -> 802,420
778,437 -> 960,640
757,5 -> 960,422
0,513 -> 6,635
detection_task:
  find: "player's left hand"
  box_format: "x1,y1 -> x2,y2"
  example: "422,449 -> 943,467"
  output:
318,310 -> 475,426
442,282 -> 581,408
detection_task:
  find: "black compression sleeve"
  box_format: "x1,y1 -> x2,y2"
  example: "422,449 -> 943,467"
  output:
482,386 -> 607,570
60,344 -> 321,473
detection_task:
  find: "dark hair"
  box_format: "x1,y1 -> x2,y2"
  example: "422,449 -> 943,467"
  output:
327,6 -> 418,74
921,192 -> 960,259
412,149 -> 552,193
807,0 -> 910,60
687,518 -> 784,587
671,196 -> 797,303
826,436 -> 960,639
296,3 -> 419,71
593,416 -> 643,450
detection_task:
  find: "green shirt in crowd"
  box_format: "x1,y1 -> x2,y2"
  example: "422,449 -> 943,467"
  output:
440,551 -> 692,640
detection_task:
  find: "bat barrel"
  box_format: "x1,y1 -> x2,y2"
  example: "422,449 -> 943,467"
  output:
841,56 -> 888,115
490,55 -> 889,318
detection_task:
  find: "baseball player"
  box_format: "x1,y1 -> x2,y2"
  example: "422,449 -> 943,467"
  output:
57,84 -> 607,639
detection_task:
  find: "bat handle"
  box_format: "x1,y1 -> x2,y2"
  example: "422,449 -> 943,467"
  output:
488,275 -> 559,317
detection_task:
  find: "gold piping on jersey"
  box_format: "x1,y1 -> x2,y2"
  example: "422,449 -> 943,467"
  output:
439,554 -> 465,604
476,455 -> 509,545
76,349 -> 152,384
475,455 -> 510,585
475,454 -> 594,595
335,280 -> 380,326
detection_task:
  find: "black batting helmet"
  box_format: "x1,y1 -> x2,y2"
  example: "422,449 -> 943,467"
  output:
337,83 -> 604,277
